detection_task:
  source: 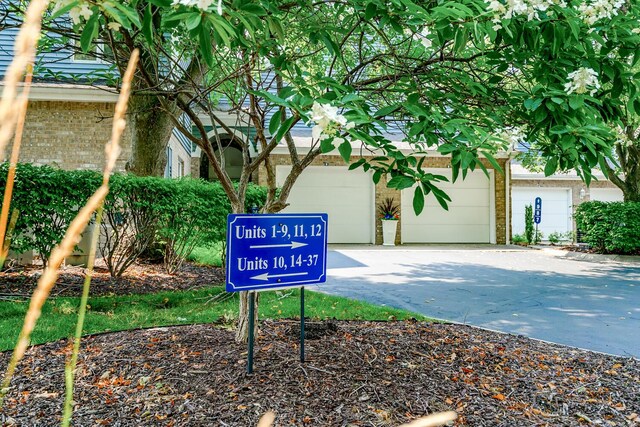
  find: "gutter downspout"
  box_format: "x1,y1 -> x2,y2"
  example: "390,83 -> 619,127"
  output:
505,157 -> 511,245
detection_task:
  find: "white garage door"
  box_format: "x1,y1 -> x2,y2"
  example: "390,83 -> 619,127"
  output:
512,188 -> 572,237
276,165 -> 374,244
590,188 -> 623,202
401,169 -> 494,243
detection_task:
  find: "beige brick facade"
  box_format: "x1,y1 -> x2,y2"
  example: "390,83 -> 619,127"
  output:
259,153 -> 508,245
20,100 -> 133,172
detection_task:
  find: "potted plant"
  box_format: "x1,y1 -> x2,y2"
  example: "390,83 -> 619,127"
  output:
378,197 -> 399,246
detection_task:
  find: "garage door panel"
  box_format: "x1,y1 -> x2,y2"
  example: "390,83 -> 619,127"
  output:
403,225 -> 490,243
277,165 -> 373,244
590,188 -> 623,202
403,206 -> 490,226
401,169 -> 492,243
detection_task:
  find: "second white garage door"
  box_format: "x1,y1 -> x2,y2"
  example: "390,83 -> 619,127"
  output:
401,169 -> 495,243
276,165 -> 374,244
512,188 -> 572,237
590,188 -> 623,202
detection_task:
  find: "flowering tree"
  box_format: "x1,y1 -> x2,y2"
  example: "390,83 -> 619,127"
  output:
2,0 -> 639,340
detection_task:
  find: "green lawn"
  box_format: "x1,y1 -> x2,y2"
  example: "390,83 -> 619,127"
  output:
188,243 -> 224,267
0,286 -> 429,351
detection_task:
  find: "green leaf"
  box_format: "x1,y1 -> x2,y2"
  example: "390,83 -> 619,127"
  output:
348,158 -> 366,171
544,157 -> 558,176
80,11 -> 99,53
480,151 -> 503,175
186,13 -> 202,30
413,186 -> 424,215
320,138 -> 335,153
48,1 -> 79,21
568,96 -> 583,110
268,110 -> 282,135
387,175 -> 415,190
274,116 -> 297,143
372,170 -> 382,184
374,104 -> 401,118
365,3 -> 377,20
338,140 -> 352,163
112,1 -> 142,28
142,4 -> 154,45
199,25 -> 213,67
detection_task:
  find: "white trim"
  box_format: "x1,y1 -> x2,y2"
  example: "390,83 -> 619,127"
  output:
271,138 -> 511,158
505,159 -> 511,245
567,188 -> 574,233
6,83 -> 119,103
489,169 -> 496,244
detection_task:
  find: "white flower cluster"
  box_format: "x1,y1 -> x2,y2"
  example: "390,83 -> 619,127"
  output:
172,0 -> 223,14
613,126 -> 633,148
487,0 -> 566,30
578,0 -> 625,25
310,102 -> 354,142
564,67 -> 600,95
52,0 -> 92,25
404,27 -> 432,49
494,127 -> 525,152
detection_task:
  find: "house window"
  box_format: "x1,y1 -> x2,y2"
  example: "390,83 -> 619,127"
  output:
165,147 -> 173,178
72,40 -> 106,63
177,158 -> 185,177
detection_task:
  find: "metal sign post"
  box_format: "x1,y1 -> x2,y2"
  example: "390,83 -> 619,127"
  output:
225,213 -> 328,373
534,197 -> 542,242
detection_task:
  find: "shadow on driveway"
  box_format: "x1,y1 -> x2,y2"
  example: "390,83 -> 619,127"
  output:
319,250 -> 640,357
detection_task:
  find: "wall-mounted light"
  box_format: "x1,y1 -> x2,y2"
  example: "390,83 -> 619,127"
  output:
579,188 -> 586,200
323,161 -> 329,166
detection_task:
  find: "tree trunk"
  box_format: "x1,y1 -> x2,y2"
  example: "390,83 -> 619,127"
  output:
126,94 -> 179,176
235,291 -> 258,343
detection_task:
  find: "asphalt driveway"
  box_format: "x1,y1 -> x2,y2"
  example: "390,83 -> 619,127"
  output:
315,245 -> 640,358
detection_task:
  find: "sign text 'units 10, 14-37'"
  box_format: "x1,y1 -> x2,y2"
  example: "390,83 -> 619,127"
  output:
225,213 -> 328,292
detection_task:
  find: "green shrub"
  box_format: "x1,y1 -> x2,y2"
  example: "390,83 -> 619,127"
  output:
0,163 -> 100,266
100,174 -> 172,277
512,233 -> 526,244
548,231 -> 561,245
574,201 -> 640,254
1,163 -> 269,273
524,204 -> 534,244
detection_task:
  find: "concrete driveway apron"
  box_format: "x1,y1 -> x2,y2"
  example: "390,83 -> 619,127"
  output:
315,246 -> 640,358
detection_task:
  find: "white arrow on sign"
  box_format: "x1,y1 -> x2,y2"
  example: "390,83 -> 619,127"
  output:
249,241 -> 308,249
250,272 -> 309,281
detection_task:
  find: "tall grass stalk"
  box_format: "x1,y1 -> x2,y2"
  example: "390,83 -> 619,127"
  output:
0,50 -> 139,408
0,69 -> 34,267
0,0 -> 49,404
61,206 -> 104,426
61,49 -> 139,424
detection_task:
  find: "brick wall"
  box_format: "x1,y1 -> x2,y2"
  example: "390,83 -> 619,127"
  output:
259,153 -> 508,245
19,100 -> 132,172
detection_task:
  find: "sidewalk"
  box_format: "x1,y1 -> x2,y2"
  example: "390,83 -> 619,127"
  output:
532,245 -> 640,264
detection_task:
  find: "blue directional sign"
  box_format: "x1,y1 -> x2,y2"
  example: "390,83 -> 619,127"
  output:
534,197 -> 542,224
225,213 -> 328,292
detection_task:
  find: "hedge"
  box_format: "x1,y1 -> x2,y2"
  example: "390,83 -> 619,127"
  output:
0,163 -> 268,273
574,201 -> 640,254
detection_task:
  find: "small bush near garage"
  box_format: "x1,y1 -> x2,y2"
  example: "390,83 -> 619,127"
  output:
574,201 -> 640,254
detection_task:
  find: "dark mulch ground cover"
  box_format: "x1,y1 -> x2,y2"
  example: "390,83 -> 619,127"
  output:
0,262 -> 223,297
1,321 -> 638,426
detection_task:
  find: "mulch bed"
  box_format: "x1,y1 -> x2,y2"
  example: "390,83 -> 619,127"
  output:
1,321 -> 638,426
0,262 -> 224,298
